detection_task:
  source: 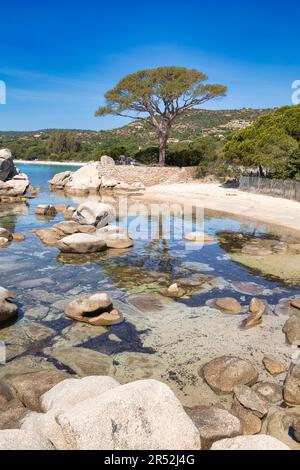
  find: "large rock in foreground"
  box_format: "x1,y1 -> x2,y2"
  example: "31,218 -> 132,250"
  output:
56,379 -> 201,450
202,356 -> 259,394
73,202 -> 114,228
211,435 -> 290,450
0,429 -> 53,450
41,376 -> 120,415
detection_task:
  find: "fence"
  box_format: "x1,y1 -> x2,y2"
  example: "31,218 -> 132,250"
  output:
239,176 -> 300,202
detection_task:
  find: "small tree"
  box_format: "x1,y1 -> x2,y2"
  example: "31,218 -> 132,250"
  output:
95,67 -> 227,166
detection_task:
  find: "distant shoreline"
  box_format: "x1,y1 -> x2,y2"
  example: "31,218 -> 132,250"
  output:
15,159 -> 84,167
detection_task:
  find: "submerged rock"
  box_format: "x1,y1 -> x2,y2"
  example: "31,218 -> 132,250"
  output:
43,347 -> 114,377
10,370 -> 70,412
95,225 -> 133,249
184,231 -> 215,243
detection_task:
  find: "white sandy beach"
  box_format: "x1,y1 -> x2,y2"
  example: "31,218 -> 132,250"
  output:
15,159 -> 84,167
144,182 -> 300,235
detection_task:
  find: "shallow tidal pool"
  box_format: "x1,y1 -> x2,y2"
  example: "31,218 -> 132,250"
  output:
0,163 -> 300,407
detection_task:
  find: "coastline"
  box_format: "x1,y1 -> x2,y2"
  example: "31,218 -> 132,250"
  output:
143,182 -> 300,235
15,159 -> 84,167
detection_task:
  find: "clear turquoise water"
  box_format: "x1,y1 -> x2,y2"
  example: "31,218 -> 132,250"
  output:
0,163 -> 299,367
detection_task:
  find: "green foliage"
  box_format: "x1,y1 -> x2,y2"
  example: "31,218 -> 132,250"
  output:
96,66 -> 227,165
133,136 -> 218,167
270,145 -> 300,181
47,131 -> 82,155
96,67 -> 227,118
223,105 -> 300,178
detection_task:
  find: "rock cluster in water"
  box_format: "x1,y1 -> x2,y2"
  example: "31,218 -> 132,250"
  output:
0,149 -> 32,201
49,160 -> 145,195
33,201 -> 133,254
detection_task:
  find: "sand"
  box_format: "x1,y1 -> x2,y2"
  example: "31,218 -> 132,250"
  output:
144,182 -> 300,235
15,160 -> 84,167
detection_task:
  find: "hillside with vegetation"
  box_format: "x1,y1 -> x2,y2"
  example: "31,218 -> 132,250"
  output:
0,108 -> 268,165
223,105 -> 300,181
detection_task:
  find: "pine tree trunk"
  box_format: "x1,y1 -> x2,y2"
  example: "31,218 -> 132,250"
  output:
158,134 -> 168,167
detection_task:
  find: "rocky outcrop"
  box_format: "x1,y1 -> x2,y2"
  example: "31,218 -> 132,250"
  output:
0,287 -> 18,323
0,149 -> 17,181
202,356 -> 259,394
49,160 -> 194,194
20,377 -> 200,450
33,210 -> 133,254
0,149 -> 31,199
0,173 -> 29,197
55,379 -> 200,450
33,220 -> 96,246
65,293 -> 124,326
211,435 -> 290,450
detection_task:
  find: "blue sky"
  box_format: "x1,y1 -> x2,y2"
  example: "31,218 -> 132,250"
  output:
0,0 -> 299,131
